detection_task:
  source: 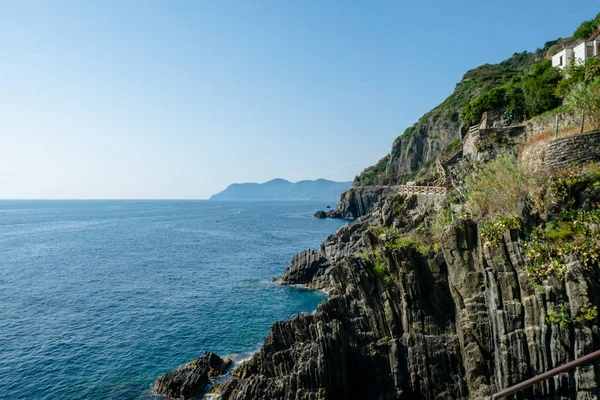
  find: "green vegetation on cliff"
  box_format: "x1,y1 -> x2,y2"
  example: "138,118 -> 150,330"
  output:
462,60 -> 562,126
354,154 -> 390,185
353,13 -> 600,188
457,151 -> 600,281
573,13 -> 600,40
355,63 -> 530,186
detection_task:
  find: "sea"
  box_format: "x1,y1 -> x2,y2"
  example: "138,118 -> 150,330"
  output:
0,200 -> 347,399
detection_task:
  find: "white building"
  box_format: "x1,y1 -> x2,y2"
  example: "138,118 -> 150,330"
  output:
552,38 -> 600,69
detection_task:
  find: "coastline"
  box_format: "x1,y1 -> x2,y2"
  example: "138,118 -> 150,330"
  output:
150,206 -> 344,400
270,278 -> 331,297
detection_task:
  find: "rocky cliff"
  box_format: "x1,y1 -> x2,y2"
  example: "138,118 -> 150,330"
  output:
156,133 -> 600,400
154,25 -> 600,400
331,44 -> 559,220
206,174 -> 600,399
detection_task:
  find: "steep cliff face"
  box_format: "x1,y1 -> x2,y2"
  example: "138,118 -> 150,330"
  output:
351,62 -> 529,189
332,48 -> 555,220
325,187 -> 396,219
443,220 -> 600,399
211,198 -> 600,400
156,151 -> 600,400
387,118 -> 461,183
153,35 -> 600,400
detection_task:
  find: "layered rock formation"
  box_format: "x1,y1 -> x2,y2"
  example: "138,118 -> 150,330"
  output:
153,36 -> 600,400
326,186 -> 395,219
156,138 -> 600,400
208,198 -> 599,399
154,352 -> 232,399
314,211 -> 328,219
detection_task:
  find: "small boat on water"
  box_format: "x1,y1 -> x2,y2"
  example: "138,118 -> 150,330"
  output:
238,209 -> 244,213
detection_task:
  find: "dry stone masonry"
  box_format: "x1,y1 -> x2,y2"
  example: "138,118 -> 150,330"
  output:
521,131 -> 600,172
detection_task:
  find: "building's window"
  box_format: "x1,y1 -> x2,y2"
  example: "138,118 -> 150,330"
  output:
587,46 -> 594,58
559,55 -> 563,66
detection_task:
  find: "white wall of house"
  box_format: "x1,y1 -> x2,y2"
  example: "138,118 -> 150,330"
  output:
552,39 -> 600,71
573,42 -> 588,65
552,48 -> 573,69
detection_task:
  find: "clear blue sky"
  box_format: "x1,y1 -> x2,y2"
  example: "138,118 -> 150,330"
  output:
1,1 -> 598,199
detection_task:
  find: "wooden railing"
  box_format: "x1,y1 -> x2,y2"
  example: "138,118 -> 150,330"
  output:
353,185 -> 447,195
468,124 -> 479,134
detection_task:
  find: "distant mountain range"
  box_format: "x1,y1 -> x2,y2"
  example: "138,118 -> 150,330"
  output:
209,179 -> 352,201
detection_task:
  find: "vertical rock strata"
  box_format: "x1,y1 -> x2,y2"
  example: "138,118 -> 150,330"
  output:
212,192 -> 600,400
155,352 -> 232,399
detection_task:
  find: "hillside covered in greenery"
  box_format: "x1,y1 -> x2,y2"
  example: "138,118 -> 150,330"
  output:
354,14 -> 600,186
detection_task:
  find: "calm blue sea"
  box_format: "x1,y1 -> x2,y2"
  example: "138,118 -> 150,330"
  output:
0,200 -> 346,400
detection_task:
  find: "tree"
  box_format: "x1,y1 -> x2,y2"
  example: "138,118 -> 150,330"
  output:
573,20 -> 597,40
564,78 -> 600,133
522,60 -> 562,116
556,57 -> 600,97
573,13 -> 600,40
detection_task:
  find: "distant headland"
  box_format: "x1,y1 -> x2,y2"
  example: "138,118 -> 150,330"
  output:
209,178 -> 351,201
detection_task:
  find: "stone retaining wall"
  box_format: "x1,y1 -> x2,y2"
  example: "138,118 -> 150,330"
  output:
521,131 -> 600,171
525,112 -> 580,139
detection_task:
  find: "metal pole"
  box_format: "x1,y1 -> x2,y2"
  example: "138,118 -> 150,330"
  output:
554,114 -> 559,140
491,349 -> 600,399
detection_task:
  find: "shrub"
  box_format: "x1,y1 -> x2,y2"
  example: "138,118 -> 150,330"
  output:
384,235 -> 431,256
524,208 -> 600,280
442,138 -> 461,155
543,220 -> 573,241
361,248 -> 392,284
549,162 -> 600,211
384,236 -> 417,252
463,86 -> 508,126
556,57 -> 600,98
480,215 -> 521,247
373,258 -> 387,277
464,153 -> 538,220
432,209 -> 453,238
462,60 -> 562,126
575,305 -> 598,324
355,154 -> 392,186
573,14 -> 600,40
564,77 -> 600,131
522,60 -> 562,117
546,303 -> 571,327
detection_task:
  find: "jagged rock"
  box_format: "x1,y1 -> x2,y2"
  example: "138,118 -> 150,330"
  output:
172,123 -> 600,400
279,249 -> 329,287
215,200 -> 600,399
314,210 -> 328,219
327,186 -> 394,219
154,352 -> 232,399
210,379 -> 241,398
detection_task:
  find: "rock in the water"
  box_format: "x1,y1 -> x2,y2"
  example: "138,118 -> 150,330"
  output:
154,352 -> 232,399
326,205 -> 331,209
314,210 -> 328,219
